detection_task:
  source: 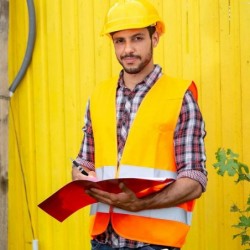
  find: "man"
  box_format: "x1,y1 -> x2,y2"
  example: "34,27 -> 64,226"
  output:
72,0 -> 207,249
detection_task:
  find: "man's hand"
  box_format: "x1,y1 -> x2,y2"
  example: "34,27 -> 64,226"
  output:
85,182 -> 143,211
85,177 -> 203,212
71,166 -> 98,181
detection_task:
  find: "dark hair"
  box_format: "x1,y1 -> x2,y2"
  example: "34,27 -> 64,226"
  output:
147,26 -> 156,37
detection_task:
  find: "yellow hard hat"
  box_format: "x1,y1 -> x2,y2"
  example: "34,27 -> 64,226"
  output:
102,0 -> 165,36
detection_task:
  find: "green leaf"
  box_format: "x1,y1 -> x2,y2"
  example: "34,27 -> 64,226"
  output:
213,148 -> 250,181
215,148 -> 226,161
227,159 -> 238,176
234,216 -> 250,228
231,204 -> 240,212
240,163 -> 250,174
233,233 -> 242,239
227,149 -> 239,159
241,234 -> 250,246
214,148 -> 250,248
247,196 -> 250,205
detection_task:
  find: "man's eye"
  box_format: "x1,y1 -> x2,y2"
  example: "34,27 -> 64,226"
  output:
134,36 -> 143,41
114,39 -> 124,44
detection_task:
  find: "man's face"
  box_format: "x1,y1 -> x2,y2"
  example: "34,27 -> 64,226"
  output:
112,28 -> 159,74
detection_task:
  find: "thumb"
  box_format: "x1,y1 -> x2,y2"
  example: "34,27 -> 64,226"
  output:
119,182 -> 132,194
88,171 -> 98,182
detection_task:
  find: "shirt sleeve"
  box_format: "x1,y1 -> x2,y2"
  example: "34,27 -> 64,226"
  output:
75,100 -> 95,171
174,90 -> 208,191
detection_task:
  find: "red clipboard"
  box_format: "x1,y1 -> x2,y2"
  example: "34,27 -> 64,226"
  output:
38,177 -> 174,222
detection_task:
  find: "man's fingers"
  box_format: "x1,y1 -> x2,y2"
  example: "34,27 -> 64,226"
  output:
119,182 -> 132,194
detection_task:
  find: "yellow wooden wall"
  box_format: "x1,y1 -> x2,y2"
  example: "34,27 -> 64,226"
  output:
8,0 -> 250,249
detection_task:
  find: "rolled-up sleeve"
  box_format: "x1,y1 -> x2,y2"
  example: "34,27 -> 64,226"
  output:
76,100 -> 95,171
174,90 -> 207,191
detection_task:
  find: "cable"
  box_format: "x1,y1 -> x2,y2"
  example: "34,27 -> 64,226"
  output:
10,101 -> 35,239
8,0 -> 36,96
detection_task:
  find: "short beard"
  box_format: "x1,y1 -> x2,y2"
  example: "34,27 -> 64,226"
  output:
119,44 -> 153,74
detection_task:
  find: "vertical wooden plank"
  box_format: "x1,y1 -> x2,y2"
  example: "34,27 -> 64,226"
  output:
240,1 -> 250,164
181,0 -> 201,81
198,0 -> 223,249
93,0 -> 112,83
45,0 -> 68,248
32,0 -> 55,249
46,0 -> 66,189
7,123 -> 24,250
219,0 -> 243,249
162,0 -> 183,77
238,1 -> 250,246
78,0 -> 96,101
61,2 -> 85,249
219,0 -> 242,149
61,0 -> 82,169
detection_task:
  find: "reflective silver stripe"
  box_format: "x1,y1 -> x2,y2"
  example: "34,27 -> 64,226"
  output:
113,207 -> 192,225
90,203 -> 110,215
96,166 -> 116,180
119,165 -> 177,179
96,165 -> 177,180
90,203 -> 192,225
92,166 -> 187,224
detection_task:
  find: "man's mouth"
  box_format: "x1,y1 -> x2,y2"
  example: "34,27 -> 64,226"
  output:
121,55 -> 140,63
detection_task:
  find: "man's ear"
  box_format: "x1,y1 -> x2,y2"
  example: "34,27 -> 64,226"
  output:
152,31 -> 160,48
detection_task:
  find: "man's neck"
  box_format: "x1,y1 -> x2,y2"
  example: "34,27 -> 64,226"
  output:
123,64 -> 155,90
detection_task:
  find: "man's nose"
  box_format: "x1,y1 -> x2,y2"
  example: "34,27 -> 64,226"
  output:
123,41 -> 134,54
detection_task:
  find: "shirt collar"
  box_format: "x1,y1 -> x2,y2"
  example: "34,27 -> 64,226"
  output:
117,64 -> 163,89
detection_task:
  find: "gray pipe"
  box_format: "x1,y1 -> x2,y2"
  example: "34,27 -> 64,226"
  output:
9,0 -> 36,96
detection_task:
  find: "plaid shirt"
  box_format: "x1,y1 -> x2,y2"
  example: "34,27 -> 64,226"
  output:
76,65 -> 207,248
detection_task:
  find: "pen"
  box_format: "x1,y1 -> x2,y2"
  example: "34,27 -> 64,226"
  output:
70,158 -> 89,176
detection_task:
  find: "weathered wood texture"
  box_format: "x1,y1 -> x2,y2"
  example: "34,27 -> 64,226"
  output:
0,0 -> 9,249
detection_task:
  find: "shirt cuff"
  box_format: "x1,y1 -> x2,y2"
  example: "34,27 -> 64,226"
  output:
177,170 -> 207,192
75,157 -> 95,171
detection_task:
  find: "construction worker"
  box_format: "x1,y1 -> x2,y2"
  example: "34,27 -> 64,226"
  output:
72,0 -> 207,249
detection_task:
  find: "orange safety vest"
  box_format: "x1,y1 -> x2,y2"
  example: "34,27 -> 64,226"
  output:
89,75 -> 198,248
